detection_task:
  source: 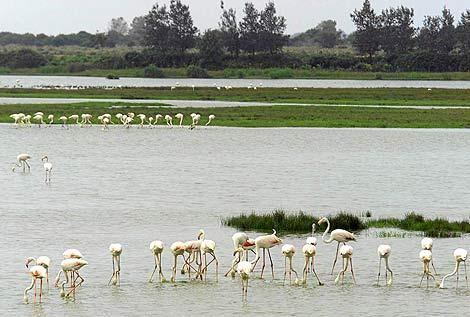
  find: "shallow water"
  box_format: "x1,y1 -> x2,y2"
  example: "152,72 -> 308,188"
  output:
3,74 -> 470,89
1,125 -> 469,316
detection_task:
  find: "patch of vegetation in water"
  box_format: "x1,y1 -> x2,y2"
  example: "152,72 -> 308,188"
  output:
222,210 -> 470,237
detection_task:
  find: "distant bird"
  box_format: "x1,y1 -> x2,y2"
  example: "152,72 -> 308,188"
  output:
421,238 -> 438,274
175,113 -> 184,127
306,223 -> 317,246
59,116 -> 68,128
23,265 -> 47,304
25,256 -> 51,290
171,86 -> 176,91
198,229 -> 219,281
318,217 -> 356,274
251,229 -> 282,279
237,260 -> 252,299
281,244 -> 299,285
165,115 -> 173,127
377,244 -> 393,286
41,155 -> 52,183
205,114 -> 215,126
102,117 -> 110,130
137,114 -> 146,128
108,243 -> 122,286
47,114 -> 54,127
439,248 -> 468,289
10,113 -> 22,126
301,243 -> 323,286
148,117 -> 154,127
24,115 -> 32,126
69,114 -> 80,125
170,241 -> 186,282
12,153 -> 31,173
154,114 -> 163,125
419,250 -> 435,288
334,245 -> 356,285
59,258 -> 88,299
149,240 -> 165,283
33,114 -> 45,127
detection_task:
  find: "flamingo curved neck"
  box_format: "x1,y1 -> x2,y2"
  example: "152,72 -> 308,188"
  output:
321,219 -> 334,243
440,261 -> 460,288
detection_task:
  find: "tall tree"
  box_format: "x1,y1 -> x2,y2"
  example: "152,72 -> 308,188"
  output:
199,29 -> 224,67
108,17 -> 129,35
439,7 -> 456,54
457,10 -> 470,53
258,2 -> 288,53
239,2 -> 260,55
144,3 -> 171,53
129,16 -> 146,46
219,1 -> 240,56
380,6 -> 415,56
350,0 -> 381,60
168,0 -> 198,53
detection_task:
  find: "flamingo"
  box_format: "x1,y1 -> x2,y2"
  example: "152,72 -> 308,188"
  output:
41,155 -> 52,183
250,229 -> 282,279
182,238 -> 203,280
59,258 -> 88,299
102,117 -> 110,130
10,113 -> 22,126
439,248 -> 468,289
198,229 -> 219,281
102,113 -> 113,124
301,243 -> 323,286
170,241 -> 186,282
47,114 -> 54,127
237,261 -> 252,299
334,245 -> 356,285
108,243 -> 122,286
421,238 -> 438,274
24,115 -> 32,126
149,240 -> 165,283
205,114 -> 215,126
54,249 -> 83,287
148,117 -> 154,128
281,244 -> 299,285
175,113 -> 184,127
165,115 -> 173,127
154,114 -> 163,125
12,153 -> 31,172
59,116 -> 68,128
115,113 -> 123,123
318,217 -> 356,274
68,114 -> 80,125
23,265 -> 47,304
419,250 -> 435,288
137,114 -> 146,128
189,113 -> 201,130
225,232 -> 252,277
33,114 -> 45,127
306,223 -> 317,246
25,256 -> 51,290
377,244 -> 393,286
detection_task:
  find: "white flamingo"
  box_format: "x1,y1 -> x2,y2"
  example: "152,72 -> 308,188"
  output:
59,116 -> 68,128
68,114 -> 80,125
205,114 -> 215,126
12,153 -> 31,172
237,261 -> 251,299
25,256 -> 51,290
421,238 -> 438,274
170,241 -> 186,282
154,114 -> 163,125
47,114 -> 54,127
137,114 -> 146,128
33,114 -> 45,127
59,258 -> 88,299
198,230 -> 219,281
54,249 -> 83,287
108,243 -> 122,286
41,155 -> 52,183
250,229 -> 282,279
301,243 -> 323,286
439,248 -> 468,289
419,250 -> 435,288
175,113 -> 184,127
281,244 -> 299,285
24,265 -> 47,303
165,115 -> 173,127
318,217 -> 356,274
149,240 -> 165,283
377,244 -> 393,286
334,245 -> 356,285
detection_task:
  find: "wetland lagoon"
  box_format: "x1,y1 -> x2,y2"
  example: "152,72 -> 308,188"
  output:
1,125 -> 470,316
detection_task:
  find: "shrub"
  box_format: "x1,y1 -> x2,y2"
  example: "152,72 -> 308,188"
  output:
67,62 -> 90,73
143,64 -> 164,78
186,65 -> 210,78
0,48 -> 48,68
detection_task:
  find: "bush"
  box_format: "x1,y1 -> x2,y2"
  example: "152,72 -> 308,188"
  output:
0,48 -> 48,68
143,64 -> 164,78
186,65 -> 210,78
67,62 -> 90,73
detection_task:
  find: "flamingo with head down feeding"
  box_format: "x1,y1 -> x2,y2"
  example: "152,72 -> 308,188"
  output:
419,249 -> 435,288
24,265 -> 47,303
377,244 -> 393,286
301,242 -> 323,286
421,238 -> 438,274
281,244 -> 299,285
175,113 -> 184,127
439,248 -> 468,289
12,153 -> 31,173
149,240 -> 165,283
25,256 -> 51,290
108,243 -> 122,286
334,245 -> 356,285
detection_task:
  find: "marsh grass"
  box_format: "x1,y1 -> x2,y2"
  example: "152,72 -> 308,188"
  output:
223,210 -> 470,237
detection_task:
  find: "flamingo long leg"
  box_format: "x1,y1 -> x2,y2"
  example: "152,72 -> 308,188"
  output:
312,257 -> 322,285
331,242 -> 340,275
377,258 -> 381,285
350,258 -> 356,284
260,249 -> 266,278
267,249 -> 274,279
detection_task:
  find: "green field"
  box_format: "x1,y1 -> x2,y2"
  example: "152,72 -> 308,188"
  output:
4,101 -> 470,128
3,87 -> 470,108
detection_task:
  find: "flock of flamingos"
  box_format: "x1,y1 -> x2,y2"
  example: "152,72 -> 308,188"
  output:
9,153 -> 470,303
9,111 -> 216,129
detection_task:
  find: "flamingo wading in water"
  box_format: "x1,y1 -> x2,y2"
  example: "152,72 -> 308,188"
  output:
318,217 -> 356,274
377,244 -> 393,286
334,245 -> 356,285
41,155 -> 52,183
281,244 -> 299,285
250,229 -> 282,279
149,240 -> 165,283
421,238 -> 438,274
419,250 -> 435,288
25,256 -> 51,291
24,265 -> 47,304
108,244 -> 122,286
439,248 -> 468,289
12,153 -> 31,172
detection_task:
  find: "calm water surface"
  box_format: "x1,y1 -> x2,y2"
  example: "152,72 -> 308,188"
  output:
0,126 -> 469,316
3,74 -> 470,89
